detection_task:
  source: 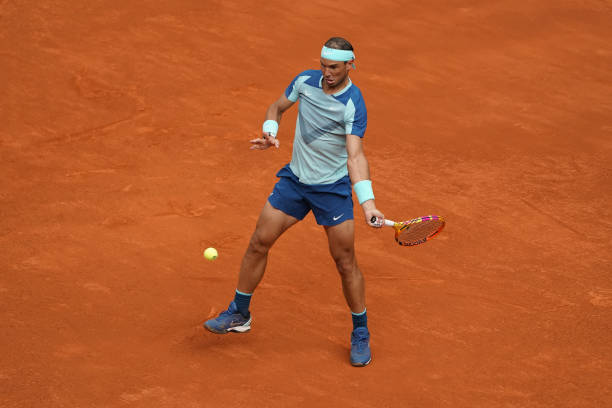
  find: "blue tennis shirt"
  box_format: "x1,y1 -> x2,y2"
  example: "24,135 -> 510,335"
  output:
284,69 -> 367,185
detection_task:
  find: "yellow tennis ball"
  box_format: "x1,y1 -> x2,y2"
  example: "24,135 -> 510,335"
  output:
204,247 -> 218,261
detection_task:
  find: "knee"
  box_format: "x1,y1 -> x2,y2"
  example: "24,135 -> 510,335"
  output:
333,252 -> 357,278
247,231 -> 273,255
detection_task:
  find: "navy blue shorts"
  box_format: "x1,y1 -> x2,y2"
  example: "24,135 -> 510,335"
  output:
268,164 -> 354,226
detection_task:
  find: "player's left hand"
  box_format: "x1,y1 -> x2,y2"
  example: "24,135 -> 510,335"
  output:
250,133 -> 280,150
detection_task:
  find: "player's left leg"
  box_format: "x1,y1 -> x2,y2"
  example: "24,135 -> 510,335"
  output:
324,220 -> 365,313
325,220 -> 371,367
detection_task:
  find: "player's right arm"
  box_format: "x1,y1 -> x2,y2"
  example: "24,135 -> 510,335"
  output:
250,94 -> 294,150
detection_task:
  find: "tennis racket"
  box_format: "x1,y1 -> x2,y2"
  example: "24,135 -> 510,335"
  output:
371,215 -> 445,246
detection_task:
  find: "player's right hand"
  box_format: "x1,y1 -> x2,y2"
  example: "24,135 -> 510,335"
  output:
250,133 -> 279,150
361,200 -> 384,228
366,210 -> 385,228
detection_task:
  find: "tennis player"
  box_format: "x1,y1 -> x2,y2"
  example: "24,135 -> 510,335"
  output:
204,37 -> 384,367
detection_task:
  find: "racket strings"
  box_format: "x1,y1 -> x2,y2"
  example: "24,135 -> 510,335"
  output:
397,219 -> 444,245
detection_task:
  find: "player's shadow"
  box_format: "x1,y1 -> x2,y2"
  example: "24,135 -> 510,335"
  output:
176,324 -> 266,362
178,324 -> 352,368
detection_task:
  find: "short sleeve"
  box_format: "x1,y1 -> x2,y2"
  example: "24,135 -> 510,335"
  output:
284,71 -> 315,102
344,94 -> 367,137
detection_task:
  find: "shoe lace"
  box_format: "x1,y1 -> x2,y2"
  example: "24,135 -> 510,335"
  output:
352,331 -> 369,352
219,309 -> 232,317
217,304 -> 237,318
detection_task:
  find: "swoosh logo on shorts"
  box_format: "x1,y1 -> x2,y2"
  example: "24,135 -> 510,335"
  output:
333,213 -> 344,221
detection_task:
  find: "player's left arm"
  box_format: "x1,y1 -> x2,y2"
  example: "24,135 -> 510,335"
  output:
346,134 -> 384,227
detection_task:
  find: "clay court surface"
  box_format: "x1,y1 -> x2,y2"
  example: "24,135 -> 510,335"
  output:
2,0 -> 612,406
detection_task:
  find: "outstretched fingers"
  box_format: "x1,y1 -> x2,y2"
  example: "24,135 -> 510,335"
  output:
249,134 -> 279,150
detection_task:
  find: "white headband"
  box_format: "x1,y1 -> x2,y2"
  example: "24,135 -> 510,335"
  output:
321,46 -> 355,62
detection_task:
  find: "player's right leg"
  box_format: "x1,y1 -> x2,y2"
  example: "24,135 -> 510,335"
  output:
237,201 -> 300,294
204,200 -> 301,334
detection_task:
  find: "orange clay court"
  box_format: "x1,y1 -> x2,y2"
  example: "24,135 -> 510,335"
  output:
1,1 -> 611,407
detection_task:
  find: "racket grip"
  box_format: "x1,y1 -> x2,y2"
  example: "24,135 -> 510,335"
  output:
371,216 -> 395,227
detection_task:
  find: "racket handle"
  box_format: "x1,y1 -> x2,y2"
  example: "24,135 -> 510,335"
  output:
370,216 -> 395,227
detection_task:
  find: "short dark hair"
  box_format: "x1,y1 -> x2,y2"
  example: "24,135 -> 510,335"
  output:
324,37 -> 354,51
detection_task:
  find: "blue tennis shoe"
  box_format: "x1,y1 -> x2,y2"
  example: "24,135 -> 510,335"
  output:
350,327 -> 372,366
204,301 -> 251,334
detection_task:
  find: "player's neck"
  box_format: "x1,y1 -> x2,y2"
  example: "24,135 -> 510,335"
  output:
323,75 -> 350,94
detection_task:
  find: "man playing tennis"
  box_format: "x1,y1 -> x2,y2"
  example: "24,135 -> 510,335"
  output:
204,37 -> 384,367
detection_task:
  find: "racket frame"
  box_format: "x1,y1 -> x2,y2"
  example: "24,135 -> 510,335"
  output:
382,215 -> 445,246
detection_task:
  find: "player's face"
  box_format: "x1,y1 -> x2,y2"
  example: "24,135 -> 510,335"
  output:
320,58 -> 351,88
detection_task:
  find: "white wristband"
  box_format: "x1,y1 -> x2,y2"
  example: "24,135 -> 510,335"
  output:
262,120 -> 279,137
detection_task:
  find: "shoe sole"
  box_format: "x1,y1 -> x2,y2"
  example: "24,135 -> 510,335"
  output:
351,356 -> 372,367
203,318 -> 252,334
204,326 -> 251,334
